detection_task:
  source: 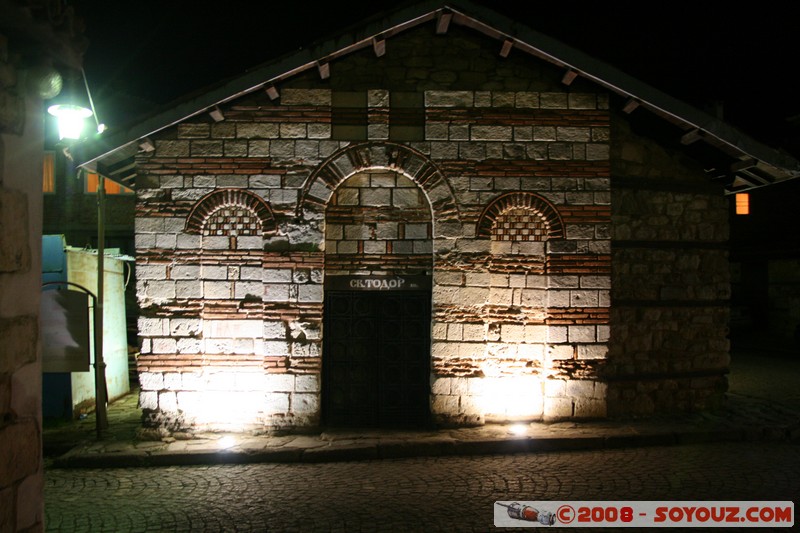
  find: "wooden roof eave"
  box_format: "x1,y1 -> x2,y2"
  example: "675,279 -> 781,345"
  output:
72,0 -> 800,194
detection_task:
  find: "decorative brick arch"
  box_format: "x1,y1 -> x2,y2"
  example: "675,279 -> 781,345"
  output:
298,142 -> 461,225
185,189 -> 277,236
476,192 -> 564,241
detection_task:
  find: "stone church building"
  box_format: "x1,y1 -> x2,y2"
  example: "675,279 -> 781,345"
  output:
77,1 -> 800,432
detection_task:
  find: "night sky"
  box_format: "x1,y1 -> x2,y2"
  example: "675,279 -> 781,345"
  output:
71,0 -> 799,153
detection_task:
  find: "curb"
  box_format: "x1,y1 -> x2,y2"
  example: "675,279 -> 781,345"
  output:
50,425 -> 800,469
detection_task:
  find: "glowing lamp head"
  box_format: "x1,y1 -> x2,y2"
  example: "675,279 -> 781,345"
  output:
47,103 -> 94,140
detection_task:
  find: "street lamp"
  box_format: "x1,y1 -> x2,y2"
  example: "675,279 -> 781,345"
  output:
47,102 -> 93,140
46,68 -> 104,141
46,68 -> 109,436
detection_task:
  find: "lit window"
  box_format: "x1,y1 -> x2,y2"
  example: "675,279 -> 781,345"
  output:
84,173 -> 133,195
43,152 -> 55,194
735,193 -> 750,215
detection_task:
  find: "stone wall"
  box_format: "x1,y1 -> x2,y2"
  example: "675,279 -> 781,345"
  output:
606,118 -> 730,415
133,23 -> 727,431
1,32 -> 44,533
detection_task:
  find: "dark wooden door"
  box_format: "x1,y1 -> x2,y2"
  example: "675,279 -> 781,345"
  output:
323,290 -> 431,427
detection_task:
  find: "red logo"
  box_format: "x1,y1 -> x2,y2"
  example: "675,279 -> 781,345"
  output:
557,505 -> 575,524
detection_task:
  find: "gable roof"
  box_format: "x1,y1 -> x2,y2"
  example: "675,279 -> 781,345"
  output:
73,0 -> 800,194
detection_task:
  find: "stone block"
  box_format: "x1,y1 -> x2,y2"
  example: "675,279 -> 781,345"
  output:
425,91 -> 473,107
237,123 -> 279,139
263,269 -> 292,283
264,284 -> 291,302
280,123 -> 307,139
532,125 -> 556,141
0,316 -> 37,374
500,324 -> 525,343
176,234 -> 202,249
169,318 -> 201,337
248,140 -> 270,156
543,397 -> 573,419
470,125 -> 512,141
291,342 -> 320,358
431,377 -> 452,395
524,325 -> 547,343
200,265 -> 228,280
152,337 -> 178,354
224,140 -> 248,157
265,374 -> 295,392
203,236 -> 229,250
308,124 -> 331,139
136,264 -> 167,286
155,140 -> 190,157
235,281 -> 264,300
566,379 -> 596,400
0,419 -> 39,483
446,324 -> 463,341
574,398 -> 607,418
264,392 -> 290,415
431,323 -> 447,341
462,324 -> 485,342
176,338 -> 202,354
432,341 -> 459,358
570,290 -> 599,307
178,123 -> 210,138
298,284 -> 323,303
556,126 -> 591,142
577,344 -> 608,360
548,290 -> 570,308
191,140 -> 223,156
547,326 -> 568,344
295,375 -> 320,393
580,275 -> 611,289
544,379 -> 566,398
519,289 -> 546,307
0,189 -> 30,273
204,319 -> 262,338
159,391 -> 178,413
586,143 -> 610,161
203,281 -> 232,299
155,234 -> 177,249
139,372 -> 164,391
486,287 -> 511,306
264,320 -> 286,339
176,281 -> 203,298
291,393 -> 319,414
515,92 -> 539,108
431,395 -> 459,415
568,326 -> 596,343
163,372 -> 182,391
547,344 -> 574,360
138,391 -> 158,410
264,341 -> 290,356
135,234 -> 156,249
280,88 -> 331,106
135,217 -> 165,234
170,265 -> 200,280
540,93 -> 568,109
568,93 -> 597,110
270,140 -> 295,159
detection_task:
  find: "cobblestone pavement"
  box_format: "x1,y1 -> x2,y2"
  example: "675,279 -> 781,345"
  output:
45,441 -> 799,532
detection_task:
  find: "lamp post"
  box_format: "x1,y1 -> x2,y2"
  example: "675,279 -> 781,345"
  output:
47,69 -> 109,435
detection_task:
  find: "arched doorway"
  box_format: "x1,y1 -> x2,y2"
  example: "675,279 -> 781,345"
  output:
322,169 -> 433,427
